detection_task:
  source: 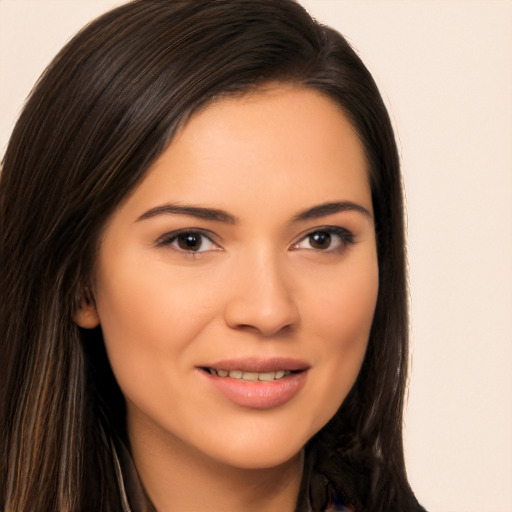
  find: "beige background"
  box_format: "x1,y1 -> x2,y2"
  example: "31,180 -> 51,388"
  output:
1,1 -> 511,511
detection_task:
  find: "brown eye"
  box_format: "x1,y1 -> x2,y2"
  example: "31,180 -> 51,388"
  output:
308,231 -> 332,249
177,233 -> 203,251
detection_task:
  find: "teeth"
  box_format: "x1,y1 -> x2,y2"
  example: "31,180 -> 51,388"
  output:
208,368 -> 292,381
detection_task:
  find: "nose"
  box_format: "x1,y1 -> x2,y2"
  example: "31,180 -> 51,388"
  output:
223,252 -> 300,337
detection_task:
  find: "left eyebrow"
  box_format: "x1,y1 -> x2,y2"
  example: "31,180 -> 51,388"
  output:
292,201 -> 373,222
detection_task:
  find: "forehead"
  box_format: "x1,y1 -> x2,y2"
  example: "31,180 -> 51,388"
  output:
115,85 -> 372,223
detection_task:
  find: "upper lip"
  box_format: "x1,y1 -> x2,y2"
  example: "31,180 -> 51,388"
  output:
199,357 -> 310,373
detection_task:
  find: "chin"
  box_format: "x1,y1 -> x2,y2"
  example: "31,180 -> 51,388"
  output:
192,418 -> 323,471
209,441 -> 304,471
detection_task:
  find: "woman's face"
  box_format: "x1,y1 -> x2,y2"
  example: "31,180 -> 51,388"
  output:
78,85 -> 378,470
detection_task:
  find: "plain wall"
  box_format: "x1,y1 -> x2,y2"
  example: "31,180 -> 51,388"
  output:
1,1 -> 511,511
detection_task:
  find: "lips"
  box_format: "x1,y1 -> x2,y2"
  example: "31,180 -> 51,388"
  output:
198,357 -> 309,409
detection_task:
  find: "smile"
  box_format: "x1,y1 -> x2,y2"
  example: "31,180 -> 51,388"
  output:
199,358 -> 309,409
205,368 -> 294,381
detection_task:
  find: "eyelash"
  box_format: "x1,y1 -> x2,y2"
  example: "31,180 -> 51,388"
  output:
291,226 -> 355,253
156,229 -> 220,254
156,226 -> 354,255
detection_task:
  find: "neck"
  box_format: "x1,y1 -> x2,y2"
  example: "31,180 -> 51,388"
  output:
127,414 -> 304,512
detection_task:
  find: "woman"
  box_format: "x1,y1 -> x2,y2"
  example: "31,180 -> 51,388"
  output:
0,1 -> 425,511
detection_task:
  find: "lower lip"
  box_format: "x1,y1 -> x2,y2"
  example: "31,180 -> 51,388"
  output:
201,370 -> 308,409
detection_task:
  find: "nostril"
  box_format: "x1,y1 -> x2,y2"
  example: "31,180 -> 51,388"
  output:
232,322 -> 296,338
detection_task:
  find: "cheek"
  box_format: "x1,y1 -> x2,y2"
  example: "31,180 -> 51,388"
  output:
92,259 -> 214,392
307,257 -> 378,411
312,255 -> 379,346
95,245 -> 215,339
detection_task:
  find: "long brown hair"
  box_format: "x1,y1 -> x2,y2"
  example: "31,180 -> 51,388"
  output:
0,1 -> 423,510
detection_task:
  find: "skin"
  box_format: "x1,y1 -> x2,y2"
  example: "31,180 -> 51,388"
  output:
76,85 -> 379,512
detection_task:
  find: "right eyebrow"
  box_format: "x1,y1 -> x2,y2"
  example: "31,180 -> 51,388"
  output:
135,203 -> 238,224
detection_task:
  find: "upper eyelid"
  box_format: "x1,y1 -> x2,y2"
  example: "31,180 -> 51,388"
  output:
293,225 -> 354,241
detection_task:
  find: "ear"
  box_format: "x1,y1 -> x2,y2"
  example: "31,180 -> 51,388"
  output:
73,288 -> 100,329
